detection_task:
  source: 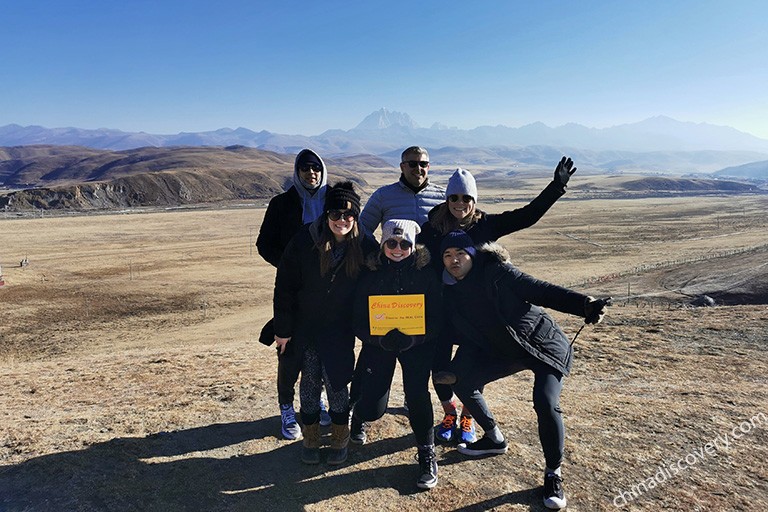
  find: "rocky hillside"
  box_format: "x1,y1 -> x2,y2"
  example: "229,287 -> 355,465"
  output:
0,145 -> 388,210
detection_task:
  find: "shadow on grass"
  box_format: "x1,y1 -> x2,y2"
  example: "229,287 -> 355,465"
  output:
0,418 -> 432,511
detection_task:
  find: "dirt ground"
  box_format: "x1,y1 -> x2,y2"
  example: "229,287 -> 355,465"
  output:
1,187 -> 767,511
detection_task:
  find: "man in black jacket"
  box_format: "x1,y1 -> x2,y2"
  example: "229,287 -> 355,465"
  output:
256,148 -> 331,440
437,230 -> 608,511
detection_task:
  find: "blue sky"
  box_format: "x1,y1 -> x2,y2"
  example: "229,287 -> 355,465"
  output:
2,1 -> 767,138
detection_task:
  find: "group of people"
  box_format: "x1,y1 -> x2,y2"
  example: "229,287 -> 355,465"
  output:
256,146 -> 609,510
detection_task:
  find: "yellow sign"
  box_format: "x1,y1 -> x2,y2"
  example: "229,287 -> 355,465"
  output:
368,294 -> 426,336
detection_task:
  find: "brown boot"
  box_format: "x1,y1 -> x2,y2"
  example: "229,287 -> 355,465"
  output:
301,422 -> 321,465
327,422 -> 350,465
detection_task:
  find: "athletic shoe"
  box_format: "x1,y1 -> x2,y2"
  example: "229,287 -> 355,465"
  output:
319,399 -> 332,427
350,415 -> 368,445
280,404 -> 302,440
543,472 -> 567,510
459,415 -> 477,444
416,445 -> 438,489
436,413 -> 457,443
457,435 -> 508,456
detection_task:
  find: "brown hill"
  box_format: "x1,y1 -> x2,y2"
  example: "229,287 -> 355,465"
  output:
0,145 -> 392,210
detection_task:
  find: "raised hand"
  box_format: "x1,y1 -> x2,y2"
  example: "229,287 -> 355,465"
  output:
554,156 -> 577,187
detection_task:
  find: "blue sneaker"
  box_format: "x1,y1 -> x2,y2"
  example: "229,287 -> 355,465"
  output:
319,399 -> 332,427
436,413 -> 457,443
280,404 -> 302,440
459,415 -> 477,444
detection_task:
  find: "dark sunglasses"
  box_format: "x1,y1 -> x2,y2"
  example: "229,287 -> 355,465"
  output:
403,160 -> 429,169
299,163 -> 322,173
448,194 -> 474,203
327,209 -> 356,221
384,239 -> 413,250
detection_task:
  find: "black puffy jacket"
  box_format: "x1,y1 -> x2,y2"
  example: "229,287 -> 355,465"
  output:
444,242 -> 588,375
353,246 -> 442,351
273,219 -> 379,390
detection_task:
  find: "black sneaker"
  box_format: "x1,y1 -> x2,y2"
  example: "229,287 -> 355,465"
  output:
350,416 -> 368,445
457,435 -> 508,456
416,445 -> 438,489
543,472 -> 567,510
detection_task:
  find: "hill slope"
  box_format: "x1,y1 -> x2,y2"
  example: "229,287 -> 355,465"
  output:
0,145 -> 388,210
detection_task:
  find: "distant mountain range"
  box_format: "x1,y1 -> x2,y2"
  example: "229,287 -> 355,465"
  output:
2,109 -> 768,177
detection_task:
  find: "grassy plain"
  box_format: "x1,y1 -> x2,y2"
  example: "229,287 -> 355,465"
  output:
1,176 -> 767,511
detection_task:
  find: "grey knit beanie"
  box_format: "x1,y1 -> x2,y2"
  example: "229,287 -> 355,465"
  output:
380,219 -> 421,247
446,168 -> 477,201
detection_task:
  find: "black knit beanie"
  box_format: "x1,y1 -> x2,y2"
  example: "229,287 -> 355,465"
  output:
324,181 -> 361,218
440,230 -> 476,257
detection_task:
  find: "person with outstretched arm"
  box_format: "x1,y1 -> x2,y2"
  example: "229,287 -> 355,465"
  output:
437,230 -> 609,510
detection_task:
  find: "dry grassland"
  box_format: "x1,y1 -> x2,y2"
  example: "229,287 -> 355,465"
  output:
1,178 -> 767,511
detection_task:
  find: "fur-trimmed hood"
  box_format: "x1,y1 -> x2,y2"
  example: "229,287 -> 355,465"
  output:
364,244 -> 431,271
475,241 -> 511,264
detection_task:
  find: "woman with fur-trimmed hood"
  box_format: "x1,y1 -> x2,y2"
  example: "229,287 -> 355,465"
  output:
418,159 -> 576,447
351,219 -> 443,490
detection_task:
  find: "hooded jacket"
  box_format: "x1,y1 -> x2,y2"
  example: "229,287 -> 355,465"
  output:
273,217 -> 379,390
443,242 -> 588,375
353,246 -> 442,351
256,149 -> 328,267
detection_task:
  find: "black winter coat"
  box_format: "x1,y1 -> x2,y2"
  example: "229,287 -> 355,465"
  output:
256,186 -> 303,268
444,242 -> 588,375
353,247 -> 442,351
418,180 -> 565,274
273,220 -> 379,390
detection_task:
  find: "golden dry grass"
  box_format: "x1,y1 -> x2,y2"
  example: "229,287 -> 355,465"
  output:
1,179 -> 767,511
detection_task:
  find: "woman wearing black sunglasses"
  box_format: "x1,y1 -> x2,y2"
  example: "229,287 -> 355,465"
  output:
273,181 -> 379,466
417,157 -> 576,446
351,219 -> 443,489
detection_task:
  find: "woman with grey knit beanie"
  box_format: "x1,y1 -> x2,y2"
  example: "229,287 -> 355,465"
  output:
417,157 -> 577,446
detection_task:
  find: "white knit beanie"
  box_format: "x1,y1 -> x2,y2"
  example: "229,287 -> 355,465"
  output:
380,219 -> 421,247
446,168 -> 478,201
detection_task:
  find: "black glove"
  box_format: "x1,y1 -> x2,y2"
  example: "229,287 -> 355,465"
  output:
584,296 -> 612,324
554,156 -> 576,187
379,328 -> 412,351
379,329 -> 407,351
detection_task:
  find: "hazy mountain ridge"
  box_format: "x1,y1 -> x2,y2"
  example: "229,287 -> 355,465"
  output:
713,160 -> 768,179
3,110 -> 768,155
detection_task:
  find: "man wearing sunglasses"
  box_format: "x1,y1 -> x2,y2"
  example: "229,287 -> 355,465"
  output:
256,148 -> 333,441
358,146 -> 445,238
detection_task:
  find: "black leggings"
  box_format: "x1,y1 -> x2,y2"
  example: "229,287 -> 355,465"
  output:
451,344 -> 565,469
353,341 -> 436,446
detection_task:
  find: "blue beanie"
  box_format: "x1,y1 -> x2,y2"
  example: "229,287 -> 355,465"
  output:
440,230 -> 476,258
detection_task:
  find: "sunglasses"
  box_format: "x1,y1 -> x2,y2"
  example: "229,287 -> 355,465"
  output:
299,163 -> 322,173
384,239 -> 413,250
448,194 -> 474,203
403,160 -> 429,169
327,209 -> 356,221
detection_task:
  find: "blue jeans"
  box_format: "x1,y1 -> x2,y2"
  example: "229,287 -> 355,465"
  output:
451,343 -> 565,469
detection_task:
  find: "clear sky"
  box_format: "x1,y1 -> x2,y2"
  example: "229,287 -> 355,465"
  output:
2,1 -> 767,138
